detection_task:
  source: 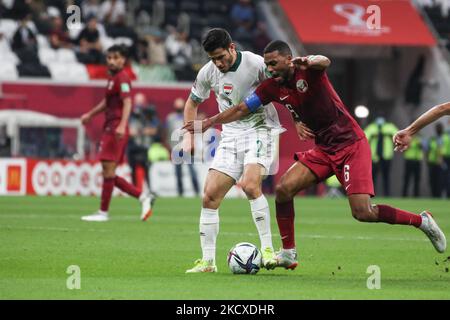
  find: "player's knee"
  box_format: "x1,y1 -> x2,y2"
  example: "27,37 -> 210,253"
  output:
275,182 -> 294,202
241,182 -> 261,199
202,190 -> 220,209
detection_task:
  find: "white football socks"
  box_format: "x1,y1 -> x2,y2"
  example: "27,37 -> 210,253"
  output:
200,207 -> 219,264
250,195 -> 273,250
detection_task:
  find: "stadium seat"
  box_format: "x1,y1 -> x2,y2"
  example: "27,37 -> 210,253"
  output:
38,47 -> 57,65
100,36 -> 115,51
0,19 -> 18,41
48,62 -> 89,81
0,62 -> 19,80
203,1 -> 229,14
37,35 -> 50,48
113,37 -> 133,47
56,48 -> 77,63
68,23 -> 84,40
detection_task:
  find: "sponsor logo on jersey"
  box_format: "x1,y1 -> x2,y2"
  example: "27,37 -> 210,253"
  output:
107,81 -> 114,90
223,83 -> 233,95
296,79 -> 308,93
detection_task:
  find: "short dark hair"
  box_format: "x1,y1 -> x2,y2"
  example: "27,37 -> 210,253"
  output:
263,40 -> 292,56
107,44 -> 129,59
202,28 -> 232,52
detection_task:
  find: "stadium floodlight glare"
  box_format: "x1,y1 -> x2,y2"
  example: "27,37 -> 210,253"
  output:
354,105 -> 369,119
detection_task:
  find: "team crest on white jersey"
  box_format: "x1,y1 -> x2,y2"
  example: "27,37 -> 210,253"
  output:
296,79 -> 308,93
223,83 -> 233,95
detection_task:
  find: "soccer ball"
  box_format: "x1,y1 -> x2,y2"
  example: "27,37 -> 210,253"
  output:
227,242 -> 262,274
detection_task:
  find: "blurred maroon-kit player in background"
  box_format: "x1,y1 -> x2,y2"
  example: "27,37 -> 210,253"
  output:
80,45 -> 155,222
185,40 -> 447,268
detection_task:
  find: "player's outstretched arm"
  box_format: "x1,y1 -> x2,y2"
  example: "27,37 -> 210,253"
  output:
292,55 -> 331,71
183,101 -> 251,133
394,101 -> 450,152
81,98 -> 106,125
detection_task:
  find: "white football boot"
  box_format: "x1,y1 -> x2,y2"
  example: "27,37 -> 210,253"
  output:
275,248 -> 298,270
419,211 -> 447,253
140,192 -> 156,221
81,211 -> 109,222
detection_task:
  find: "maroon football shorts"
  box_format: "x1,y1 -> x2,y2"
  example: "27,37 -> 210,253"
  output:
294,137 -> 374,196
98,132 -> 129,163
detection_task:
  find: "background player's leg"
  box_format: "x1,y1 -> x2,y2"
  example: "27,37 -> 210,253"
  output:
100,160 -> 117,213
186,169 -> 235,273
275,161 -> 317,250
114,176 -> 141,198
241,163 -> 276,268
82,160 -> 117,221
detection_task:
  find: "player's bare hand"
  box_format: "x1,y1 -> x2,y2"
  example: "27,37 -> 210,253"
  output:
115,125 -> 126,140
182,118 -> 213,134
80,113 -> 92,125
291,56 -> 310,70
295,121 -> 315,140
393,129 -> 412,152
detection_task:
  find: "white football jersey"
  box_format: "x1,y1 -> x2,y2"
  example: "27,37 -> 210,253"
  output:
190,51 -> 283,137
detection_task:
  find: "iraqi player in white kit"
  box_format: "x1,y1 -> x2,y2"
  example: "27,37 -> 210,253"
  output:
184,29 -> 284,273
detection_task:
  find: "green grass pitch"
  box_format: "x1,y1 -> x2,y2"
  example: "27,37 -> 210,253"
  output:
0,196 -> 449,299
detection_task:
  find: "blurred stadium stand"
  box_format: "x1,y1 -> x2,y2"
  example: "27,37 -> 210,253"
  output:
0,0 -> 270,82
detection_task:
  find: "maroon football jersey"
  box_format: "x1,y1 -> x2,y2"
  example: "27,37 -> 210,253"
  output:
255,68 -> 365,153
104,69 -> 131,131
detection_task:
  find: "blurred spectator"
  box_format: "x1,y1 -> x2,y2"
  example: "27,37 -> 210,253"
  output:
442,123 -> 450,197
82,0 -> 101,21
231,0 -> 256,28
253,22 -> 271,55
426,123 -> 445,198
165,27 -> 194,80
145,30 -> 168,65
364,117 -> 398,197
404,55 -> 426,107
127,93 -> 162,192
231,0 -> 256,50
12,11 -> 51,77
48,13 -> 72,49
166,97 -> 200,197
0,125 -> 11,157
98,0 -> 126,26
12,12 -> 38,57
76,15 -> 103,64
402,135 -> 423,197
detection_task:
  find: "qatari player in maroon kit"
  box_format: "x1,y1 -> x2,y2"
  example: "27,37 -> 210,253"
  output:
184,40 -> 446,268
80,45 -> 155,222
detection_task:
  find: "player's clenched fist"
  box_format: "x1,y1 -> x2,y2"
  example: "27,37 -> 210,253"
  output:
393,129 -> 412,152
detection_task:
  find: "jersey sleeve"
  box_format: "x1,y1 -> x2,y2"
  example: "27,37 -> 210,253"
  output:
118,73 -> 132,99
190,65 -> 211,103
254,79 -> 276,106
244,79 -> 276,113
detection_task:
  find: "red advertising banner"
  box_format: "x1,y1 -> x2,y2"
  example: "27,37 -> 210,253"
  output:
279,0 -> 436,46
